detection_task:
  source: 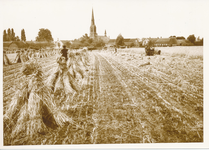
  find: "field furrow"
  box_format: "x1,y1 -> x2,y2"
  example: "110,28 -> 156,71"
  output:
96,51 -> 203,142
101,52 -> 203,118
3,47 -> 203,145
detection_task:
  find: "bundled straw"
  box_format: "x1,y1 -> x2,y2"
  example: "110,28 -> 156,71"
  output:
28,50 -> 36,60
67,52 -> 87,79
45,56 -> 79,96
3,52 -> 12,65
23,51 -> 29,62
80,50 -> 90,67
4,60 -> 71,138
13,51 -> 29,63
68,51 -> 90,89
13,51 -> 22,63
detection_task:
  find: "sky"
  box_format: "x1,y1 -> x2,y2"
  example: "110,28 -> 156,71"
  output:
0,0 -> 208,41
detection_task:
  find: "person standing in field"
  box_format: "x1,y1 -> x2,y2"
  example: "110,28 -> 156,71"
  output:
60,45 -> 68,61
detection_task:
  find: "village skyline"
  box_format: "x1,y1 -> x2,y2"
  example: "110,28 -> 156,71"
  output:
1,0 -> 208,42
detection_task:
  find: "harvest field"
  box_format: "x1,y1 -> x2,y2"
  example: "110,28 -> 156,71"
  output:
3,46 -> 203,145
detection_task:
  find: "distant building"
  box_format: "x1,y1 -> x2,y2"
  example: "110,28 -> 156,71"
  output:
154,38 -> 193,46
27,41 -> 54,50
176,39 -> 193,46
155,38 -> 171,47
89,9 -> 144,48
3,41 -> 56,52
123,38 -> 140,47
3,42 -> 12,50
89,8 -> 110,43
90,9 -> 97,39
3,41 -> 29,51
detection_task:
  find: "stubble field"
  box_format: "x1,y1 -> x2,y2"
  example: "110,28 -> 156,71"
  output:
3,46 -> 203,145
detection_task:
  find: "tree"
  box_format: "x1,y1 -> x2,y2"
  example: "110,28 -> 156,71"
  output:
200,38 -> 203,45
16,36 -> 20,41
80,33 -> 92,45
187,34 -> 196,44
147,40 -> 154,47
70,39 -> 82,49
11,28 -> 16,41
92,38 -> 105,47
3,30 -> 7,41
116,34 -> 124,47
170,37 -> 177,45
130,42 -> 135,47
21,29 -> 26,41
88,38 -> 93,44
7,28 -> 11,41
201,38 -> 203,43
36,28 -> 53,42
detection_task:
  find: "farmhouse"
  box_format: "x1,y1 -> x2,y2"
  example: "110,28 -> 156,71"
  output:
3,42 -> 11,50
154,37 -> 194,47
3,41 -> 29,52
142,38 -> 159,46
176,39 -> 193,46
123,38 -> 140,47
155,38 -> 171,47
26,41 -> 55,50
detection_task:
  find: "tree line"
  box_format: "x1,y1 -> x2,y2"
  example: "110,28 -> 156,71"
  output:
69,33 -> 105,49
3,28 -> 26,42
3,28 -> 53,43
115,34 -> 203,47
3,28 -> 203,48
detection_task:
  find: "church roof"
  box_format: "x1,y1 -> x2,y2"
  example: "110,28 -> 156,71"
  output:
97,36 -> 110,44
106,39 -> 115,46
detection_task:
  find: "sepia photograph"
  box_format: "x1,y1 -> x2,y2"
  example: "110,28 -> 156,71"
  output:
0,0 -> 208,148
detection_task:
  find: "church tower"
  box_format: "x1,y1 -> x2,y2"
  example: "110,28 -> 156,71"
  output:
90,8 -> 97,39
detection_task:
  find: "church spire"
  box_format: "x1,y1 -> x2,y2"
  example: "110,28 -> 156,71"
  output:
91,8 -> 95,25
90,8 -> 97,39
